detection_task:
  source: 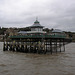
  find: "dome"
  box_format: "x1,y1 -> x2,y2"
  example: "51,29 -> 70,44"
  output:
30,19 -> 44,28
34,20 -> 39,24
33,20 -> 41,26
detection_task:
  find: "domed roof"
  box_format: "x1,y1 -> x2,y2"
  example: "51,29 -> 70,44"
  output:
33,20 -> 41,26
34,20 -> 39,24
30,19 -> 44,28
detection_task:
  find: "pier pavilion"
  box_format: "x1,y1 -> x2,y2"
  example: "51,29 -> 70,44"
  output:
3,19 -> 72,54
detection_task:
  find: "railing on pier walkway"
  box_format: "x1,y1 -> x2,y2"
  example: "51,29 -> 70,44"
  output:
9,34 -> 66,39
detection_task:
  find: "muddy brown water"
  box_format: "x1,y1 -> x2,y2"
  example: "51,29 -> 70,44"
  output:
0,42 -> 75,75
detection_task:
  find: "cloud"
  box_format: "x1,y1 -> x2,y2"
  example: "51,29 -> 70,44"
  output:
0,0 -> 75,31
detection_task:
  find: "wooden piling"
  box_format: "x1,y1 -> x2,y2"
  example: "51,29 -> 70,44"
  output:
50,39 -> 52,54
56,39 -> 57,53
63,39 -> 65,52
3,36 -> 68,54
3,42 -> 5,51
59,39 -> 61,52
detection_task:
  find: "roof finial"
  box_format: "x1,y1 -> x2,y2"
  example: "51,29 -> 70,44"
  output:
36,17 -> 38,21
34,17 -> 39,23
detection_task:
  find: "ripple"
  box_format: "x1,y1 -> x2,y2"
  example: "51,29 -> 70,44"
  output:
0,42 -> 75,75
0,64 -> 6,67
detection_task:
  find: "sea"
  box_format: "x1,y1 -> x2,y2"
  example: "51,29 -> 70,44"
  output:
0,42 -> 75,75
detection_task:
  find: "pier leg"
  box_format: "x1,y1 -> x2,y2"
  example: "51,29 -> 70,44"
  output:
3,42 -> 5,51
60,40 -> 61,52
46,40 -> 47,54
6,42 -> 8,51
63,39 -> 65,52
56,39 -> 57,53
50,39 -> 52,54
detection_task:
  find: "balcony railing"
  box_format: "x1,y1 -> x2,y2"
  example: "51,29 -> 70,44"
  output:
9,34 -> 66,39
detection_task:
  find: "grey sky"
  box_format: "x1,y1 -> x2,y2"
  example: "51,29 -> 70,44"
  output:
0,0 -> 75,32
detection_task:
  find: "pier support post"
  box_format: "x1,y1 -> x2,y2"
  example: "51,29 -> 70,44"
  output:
3,42 -> 5,51
46,40 -> 47,54
56,39 -> 57,53
60,39 -> 61,52
63,39 -> 65,52
6,42 -> 8,51
50,39 -> 52,54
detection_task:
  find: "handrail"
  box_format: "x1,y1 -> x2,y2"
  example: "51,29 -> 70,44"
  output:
9,34 -> 66,39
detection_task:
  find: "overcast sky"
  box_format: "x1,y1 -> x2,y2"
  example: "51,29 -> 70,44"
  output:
0,0 -> 75,32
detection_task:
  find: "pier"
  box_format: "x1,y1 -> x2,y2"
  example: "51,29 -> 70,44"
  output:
3,19 -> 72,54
3,34 -> 71,54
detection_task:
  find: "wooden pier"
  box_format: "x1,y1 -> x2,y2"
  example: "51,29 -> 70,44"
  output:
3,35 -> 71,54
3,19 -> 72,54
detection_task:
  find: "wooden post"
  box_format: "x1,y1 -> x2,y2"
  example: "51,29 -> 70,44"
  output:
37,39 -> 40,53
3,42 -> 5,51
63,39 -> 65,52
56,39 -> 57,53
50,39 -> 52,54
46,39 -> 47,53
6,42 -> 8,51
60,39 -> 61,52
